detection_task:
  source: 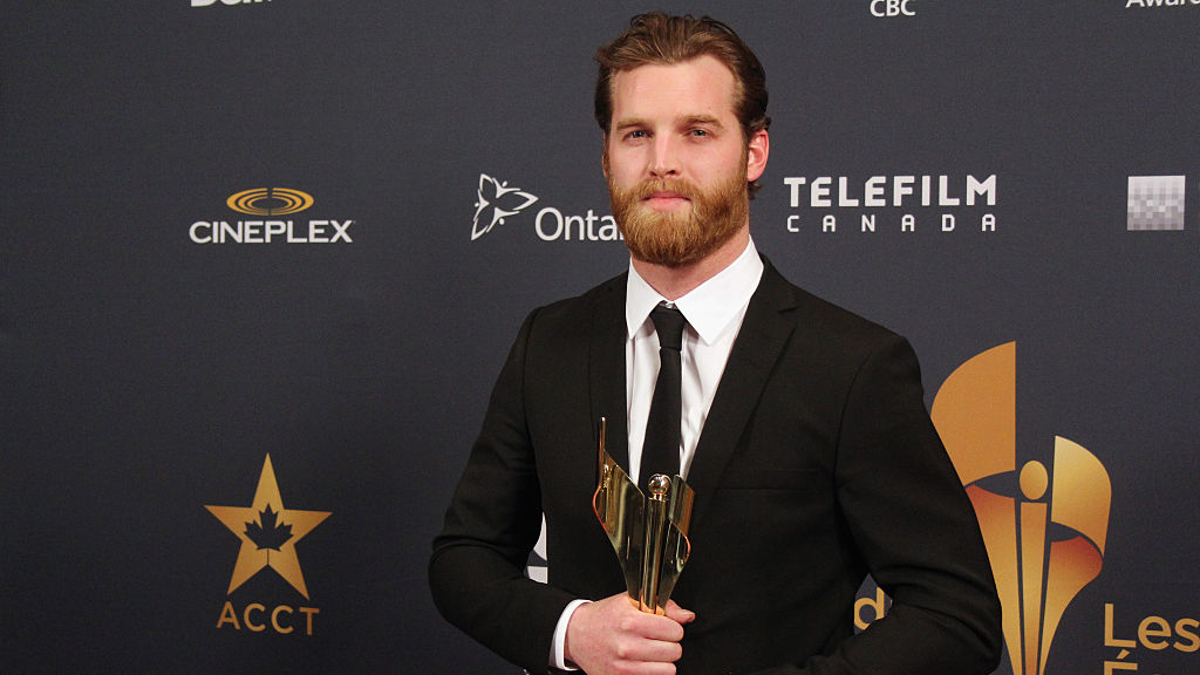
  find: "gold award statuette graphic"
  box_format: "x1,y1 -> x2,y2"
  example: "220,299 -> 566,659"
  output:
932,342 -> 1112,675
206,455 -> 330,600
592,417 -> 695,614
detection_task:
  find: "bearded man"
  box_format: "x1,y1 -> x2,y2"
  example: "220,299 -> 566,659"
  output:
430,12 -> 1002,675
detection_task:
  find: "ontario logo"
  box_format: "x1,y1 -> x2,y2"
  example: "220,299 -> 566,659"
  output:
931,342 -> 1112,675
470,173 -> 623,243
205,455 -> 330,635
472,174 -> 538,240
781,173 -> 998,234
190,187 -> 353,244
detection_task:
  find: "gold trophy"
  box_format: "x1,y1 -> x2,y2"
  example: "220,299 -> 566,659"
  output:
592,417 -> 695,614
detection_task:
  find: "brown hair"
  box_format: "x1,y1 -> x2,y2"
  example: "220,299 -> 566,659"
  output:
594,12 -> 770,195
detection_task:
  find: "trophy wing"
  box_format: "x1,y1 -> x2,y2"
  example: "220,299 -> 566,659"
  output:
593,446 -> 646,605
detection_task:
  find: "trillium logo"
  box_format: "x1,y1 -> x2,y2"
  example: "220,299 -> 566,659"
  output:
471,174 -> 538,240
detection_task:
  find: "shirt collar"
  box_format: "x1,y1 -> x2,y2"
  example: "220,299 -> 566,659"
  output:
625,237 -> 764,346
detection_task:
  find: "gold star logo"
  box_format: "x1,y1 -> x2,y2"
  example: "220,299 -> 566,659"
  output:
206,455 -> 331,599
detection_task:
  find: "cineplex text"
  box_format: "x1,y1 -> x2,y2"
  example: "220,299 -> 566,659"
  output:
189,220 -> 353,244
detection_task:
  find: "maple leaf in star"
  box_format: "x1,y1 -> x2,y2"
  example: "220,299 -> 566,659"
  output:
471,173 -> 538,240
245,504 -> 294,552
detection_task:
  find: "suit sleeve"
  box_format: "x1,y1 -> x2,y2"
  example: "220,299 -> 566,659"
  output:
428,309 -> 576,673
759,334 -> 1003,675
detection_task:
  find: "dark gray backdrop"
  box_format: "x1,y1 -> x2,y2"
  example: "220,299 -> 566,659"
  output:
3,1 -> 1197,673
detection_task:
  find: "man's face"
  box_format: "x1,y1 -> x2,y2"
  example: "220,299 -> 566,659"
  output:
604,55 -> 768,267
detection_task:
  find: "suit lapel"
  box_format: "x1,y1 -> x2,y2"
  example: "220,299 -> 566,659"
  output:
588,274 -> 630,473
686,259 -> 798,528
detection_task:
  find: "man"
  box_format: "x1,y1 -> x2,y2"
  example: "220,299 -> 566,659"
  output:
430,13 -> 1002,675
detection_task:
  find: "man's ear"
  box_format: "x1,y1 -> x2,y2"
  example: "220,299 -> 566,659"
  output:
746,129 -> 769,182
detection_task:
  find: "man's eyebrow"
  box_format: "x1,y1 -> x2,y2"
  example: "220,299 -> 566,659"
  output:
613,117 -> 650,133
613,114 -> 726,132
681,114 -> 723,128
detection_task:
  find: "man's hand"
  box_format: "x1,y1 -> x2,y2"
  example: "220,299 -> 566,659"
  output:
564,592 -> 695,674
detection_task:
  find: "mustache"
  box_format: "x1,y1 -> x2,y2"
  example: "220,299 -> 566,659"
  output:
633,178 -> 701,201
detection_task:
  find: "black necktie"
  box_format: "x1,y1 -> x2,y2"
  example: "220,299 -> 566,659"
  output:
641,303 -> 687,489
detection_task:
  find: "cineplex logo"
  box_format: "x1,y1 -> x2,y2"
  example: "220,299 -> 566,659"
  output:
782,173 -> 998,234
190,188 -> 353,244
471,173 -> 622,243
206,455 -> 330,635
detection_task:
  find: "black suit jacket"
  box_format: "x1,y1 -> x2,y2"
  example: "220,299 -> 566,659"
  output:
430,259 -> 1002,675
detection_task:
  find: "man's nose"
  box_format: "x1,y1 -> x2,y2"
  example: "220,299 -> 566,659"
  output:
649,136 -> 680,177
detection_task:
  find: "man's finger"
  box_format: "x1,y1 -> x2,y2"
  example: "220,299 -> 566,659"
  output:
664,599 -> 696,625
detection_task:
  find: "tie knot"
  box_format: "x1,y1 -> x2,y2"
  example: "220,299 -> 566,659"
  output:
650,304 -> 687,351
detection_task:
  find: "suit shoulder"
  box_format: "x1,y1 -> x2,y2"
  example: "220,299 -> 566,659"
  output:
525,272 -> 625,328
795,285 -> 896,340
767,266 -> 900,347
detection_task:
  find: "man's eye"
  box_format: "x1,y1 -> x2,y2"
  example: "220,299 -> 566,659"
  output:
689,129 -> 710,137
627,130 -> 648,139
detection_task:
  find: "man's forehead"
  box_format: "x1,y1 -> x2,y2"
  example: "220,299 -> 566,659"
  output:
609,55 -> 739,119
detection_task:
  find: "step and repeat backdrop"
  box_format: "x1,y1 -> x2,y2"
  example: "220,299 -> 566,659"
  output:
3,1 -> 1197,673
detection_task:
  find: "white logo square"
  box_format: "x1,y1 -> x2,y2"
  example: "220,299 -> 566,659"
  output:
1127,175 -> 1186,231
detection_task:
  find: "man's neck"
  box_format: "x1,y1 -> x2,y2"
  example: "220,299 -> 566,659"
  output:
630,228 -> 750,301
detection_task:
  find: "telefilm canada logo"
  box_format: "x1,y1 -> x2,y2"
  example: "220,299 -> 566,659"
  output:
190,187 -> 354,244
205,455 -> 330,636
781,173 -> 998,234
470,173 -> 623,243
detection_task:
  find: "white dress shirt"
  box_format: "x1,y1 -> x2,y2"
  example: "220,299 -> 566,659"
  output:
551,238 -> 764,670
624,238 -> 764,484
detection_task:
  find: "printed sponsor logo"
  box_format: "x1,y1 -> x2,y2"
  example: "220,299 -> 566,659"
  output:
871,0 -> 916,17
472,174 -> 538,240
935,346 -> 1200,671
1127,176 -> 1186,231
855,342 -> 1139,672
190,188 -> 354,244
1104,604 -> 1200,671
781,173 -> 998,234
470,173 -> 623,243
528,519 -> 548,584
931,342 -> 1111,675
227,188 -> 313,216
205,455 -> 330,635
1125,0 -> 1200,8
191,0 -> 271,7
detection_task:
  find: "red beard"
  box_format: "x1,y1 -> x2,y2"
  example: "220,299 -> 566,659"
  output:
609,170 -> 749,268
